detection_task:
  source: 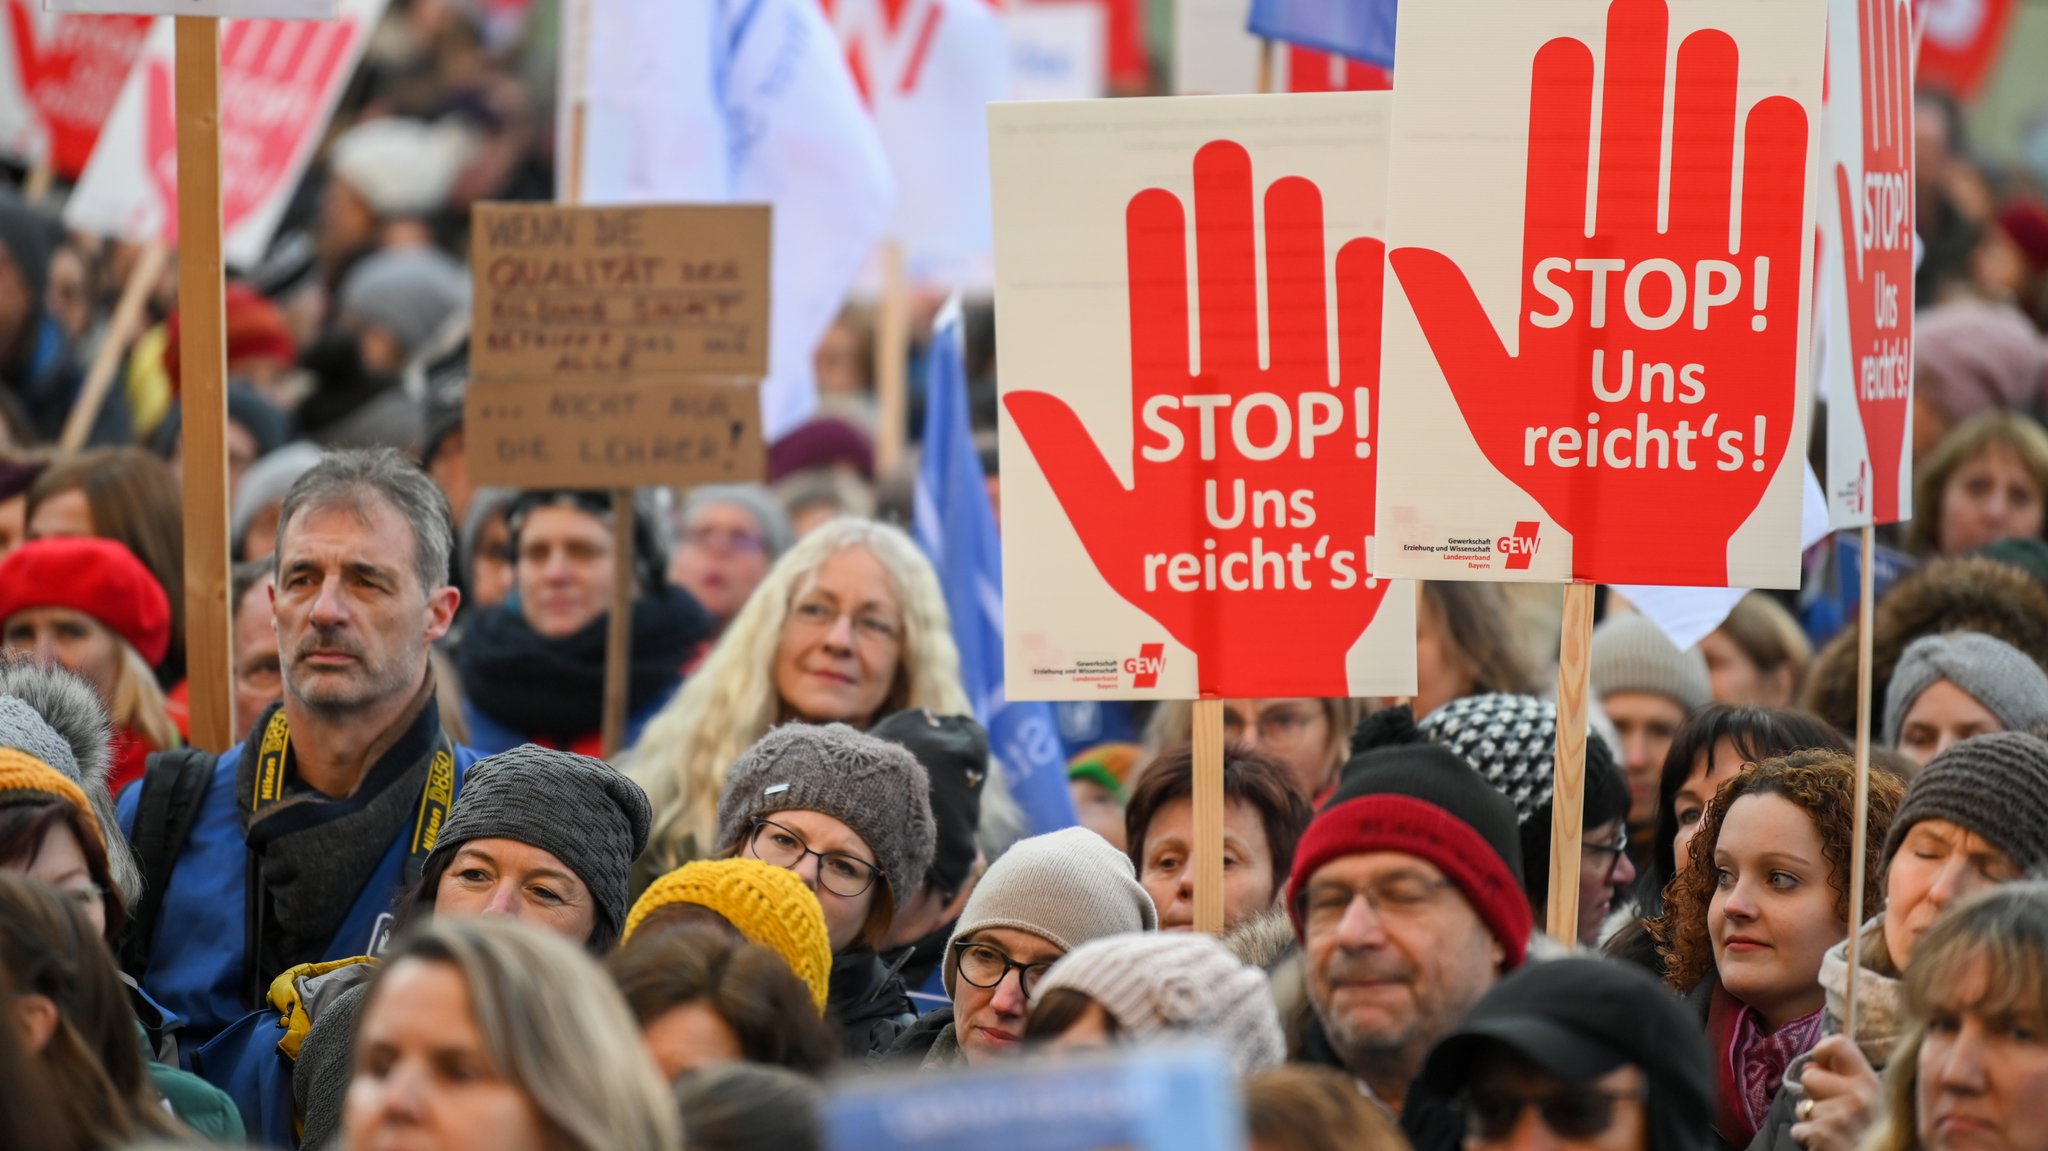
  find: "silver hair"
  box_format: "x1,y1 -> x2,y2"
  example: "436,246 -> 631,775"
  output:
274,448 -> 454,596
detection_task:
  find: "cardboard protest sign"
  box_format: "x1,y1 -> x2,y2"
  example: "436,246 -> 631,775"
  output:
1822,0 -> 1915,528
62,0 -> 384,266
1375,0 -> 1824,588
992,93 -> 1416,700
0,3 -> 149,177
826,1046 -> 1241,1151
42,0 -> 333,17
466,202 -> 770,489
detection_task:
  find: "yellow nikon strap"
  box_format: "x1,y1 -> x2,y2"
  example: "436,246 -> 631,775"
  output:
250,708 -> 457,881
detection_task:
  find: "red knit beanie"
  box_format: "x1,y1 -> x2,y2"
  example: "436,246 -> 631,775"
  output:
0,538 -> 172,666
1287,793 -> 1532,969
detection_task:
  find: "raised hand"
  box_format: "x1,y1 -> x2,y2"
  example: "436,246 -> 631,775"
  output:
1835,0 -> 1915,522
1003,141 -> 1390,697
1389,0 -> 1810,586
145,17 -> 358,244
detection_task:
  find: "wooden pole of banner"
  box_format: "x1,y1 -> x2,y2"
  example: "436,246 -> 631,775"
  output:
59,242 -> 169,452
875,241 -> 909,478
1256,38 -> 1275,95
22,153 -> 53,204
1192,697 -> 1227,935
1548,583 -> 1594,943
1843,522 -> 1878,1035
174,16 -> 233,753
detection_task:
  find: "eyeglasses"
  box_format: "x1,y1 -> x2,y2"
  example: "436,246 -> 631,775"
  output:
1300,874 -> 1455,933
951,940 -> 1056,1001
747,818 -> 884,898
1583,830 -> 1629,868
787,598 -> 902,648
681,525 -> 767,555
1461,1084 -> 1645,1140
1223,705 -> 1322,751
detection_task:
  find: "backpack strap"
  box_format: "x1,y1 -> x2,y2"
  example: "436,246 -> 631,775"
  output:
120,748 -> 222,980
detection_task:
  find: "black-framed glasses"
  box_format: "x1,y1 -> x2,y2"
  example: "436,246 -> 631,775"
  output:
1583,829 -> 1629,866
1461,1084 -> 1645,1140
747,818 -> 883,898
950,940 -> 1056,1001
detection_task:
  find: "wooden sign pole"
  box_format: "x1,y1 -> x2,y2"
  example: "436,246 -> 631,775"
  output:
1256,38 -> 1275,95
174,16 -> 233,752
1843,522 -> 1878,1035
1192,696 -> 1226,935
60,242 -> 169,452
875,240 -> 909,477
1548,582 -> 1594,943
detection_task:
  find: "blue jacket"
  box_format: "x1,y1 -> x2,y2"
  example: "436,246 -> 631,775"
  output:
115,739 -> 481,1054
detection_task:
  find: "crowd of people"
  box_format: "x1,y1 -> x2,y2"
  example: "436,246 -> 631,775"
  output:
0,3 -> 2045,1151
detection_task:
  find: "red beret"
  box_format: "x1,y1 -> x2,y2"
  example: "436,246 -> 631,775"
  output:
0,538 -> 172,666
163,283 -> 297,393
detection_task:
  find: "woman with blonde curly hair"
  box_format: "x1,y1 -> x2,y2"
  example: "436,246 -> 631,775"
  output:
1649,749 -> 1902,1149
1865,882 -> 2048,1151
626,518 -> 974,889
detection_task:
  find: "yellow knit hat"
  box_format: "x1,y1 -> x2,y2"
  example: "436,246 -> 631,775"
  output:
0,748 -> 103,851
623,859 -> 833,1013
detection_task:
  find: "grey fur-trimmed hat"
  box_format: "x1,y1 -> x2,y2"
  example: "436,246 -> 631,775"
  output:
1882,632 -> 2048,747
715,723 -> 936,913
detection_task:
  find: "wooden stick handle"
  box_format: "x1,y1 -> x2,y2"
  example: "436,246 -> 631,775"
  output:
1548,583 -> 1595,943
175,16 -> 232,752
61,242 -> 169,452
875,240 -> 909,478
1256,37 -> 1275,95
601,489 -> 633,758
1844,522 -> 1877,1037
1192,697 -> 1226,935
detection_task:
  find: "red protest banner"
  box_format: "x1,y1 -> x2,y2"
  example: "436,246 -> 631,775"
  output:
992,94 -> 1415,700
1824,0 -> 1916,527
0,4 -> 150,179
1376,0 -> 1823,589
1918,0 -> 2013,99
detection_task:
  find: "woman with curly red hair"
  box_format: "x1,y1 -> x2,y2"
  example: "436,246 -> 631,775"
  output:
1650,750 -> 1903,1150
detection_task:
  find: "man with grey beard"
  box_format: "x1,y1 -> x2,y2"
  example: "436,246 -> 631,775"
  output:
1285,707 -> 1533,1151
118,449 -> 482,1051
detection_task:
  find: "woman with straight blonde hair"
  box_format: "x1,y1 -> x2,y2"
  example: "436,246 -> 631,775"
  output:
1866,882 -> 2048,1151
627,518 -> 975,888
343,917 -> 680,1151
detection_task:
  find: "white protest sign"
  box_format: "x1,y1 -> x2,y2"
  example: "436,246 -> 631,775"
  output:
1375,0 -> 1824,589
63,0 -> 384,267
993,92 -> 1416,701
1008,0 -> 1105,101
43,0 -> 332,17
1821,0 -> 1915,528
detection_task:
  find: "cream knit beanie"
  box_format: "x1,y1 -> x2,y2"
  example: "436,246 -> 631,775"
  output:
1036,932 -> 1285,1076
943,827 -> 1156,996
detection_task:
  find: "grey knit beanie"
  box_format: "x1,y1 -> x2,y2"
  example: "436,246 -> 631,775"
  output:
716,723 -> 936,914
1883,731 -> 2048,872
1590,613 -> 1712,713
1882,632 -> 2048,747
425,745 -> 652,941
943,826 -> 1157,996
1036,932 -> 1284,1076
678,483 -> 795,560
0,695 -> 79,778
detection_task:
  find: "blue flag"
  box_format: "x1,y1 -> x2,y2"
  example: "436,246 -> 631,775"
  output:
1246,0 -> 1398,70
914,300 -> 1077,836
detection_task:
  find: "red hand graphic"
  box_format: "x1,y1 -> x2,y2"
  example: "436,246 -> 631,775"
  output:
1003,141 -> 1390,697
143,18 -> 357,245
1836,0 -> 1914,524
1389,0 -> 1810,586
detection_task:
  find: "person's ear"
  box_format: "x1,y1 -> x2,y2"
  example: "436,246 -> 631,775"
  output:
15,992 -> 57,1055
423,586 -> 461,643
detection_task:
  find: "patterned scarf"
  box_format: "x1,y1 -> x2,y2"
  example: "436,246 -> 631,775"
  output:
1713,981 -> 1825,1145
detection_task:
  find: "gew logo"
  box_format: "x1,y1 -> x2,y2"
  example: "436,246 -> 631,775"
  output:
1124,644 -> 1165,689
1498,522 -> 1542,570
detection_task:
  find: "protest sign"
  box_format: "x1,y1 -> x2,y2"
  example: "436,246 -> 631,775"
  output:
466,202 -> 770,489
1375,0 -> 1824,589
1822,0 -> 1915,528
42,0 -> 332,17
992,93 -> 1416,701
62,0 -> 384,266
1008,1 -> 1105,101
0,4 -> 149,177
827,1046 -> 1241,1151
1919,0 -> 2013,99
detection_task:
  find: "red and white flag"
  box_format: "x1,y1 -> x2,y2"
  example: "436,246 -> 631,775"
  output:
821,0 -> 1009,285
63,0 -> 387,267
